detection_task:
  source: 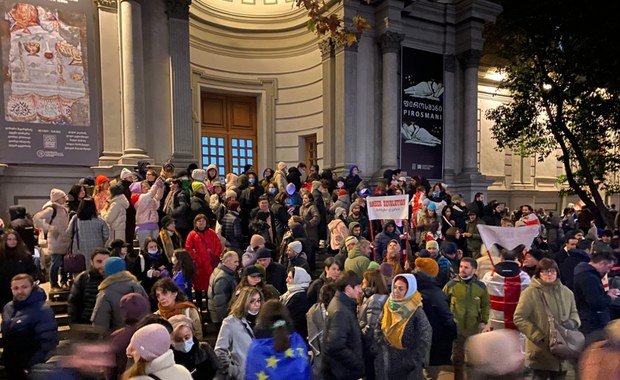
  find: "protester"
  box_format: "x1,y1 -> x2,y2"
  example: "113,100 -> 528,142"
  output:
0,228 -> 38,310
152,278 -> 203,340
68,248 -> 110,324
169,314 -> 223,379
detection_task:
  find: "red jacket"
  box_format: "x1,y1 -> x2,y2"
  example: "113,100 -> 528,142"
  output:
185,228 -> 222,291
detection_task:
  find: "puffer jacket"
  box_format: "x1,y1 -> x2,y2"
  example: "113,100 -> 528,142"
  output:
101,194 -> 129,242
33,201 -> 71,255
442,275 -> 490,337
91,271 -> 148,332
1,286 -> 58,376
68,269 -> 104,324
185,228 -> 222,291
207,263 -> 238,323
128,349 -> 192,380
135,181 -> 163,225
514,277 -> 580,372
299,202 -> 320,245
358,292 -> 388,380
323,291 -> 365,380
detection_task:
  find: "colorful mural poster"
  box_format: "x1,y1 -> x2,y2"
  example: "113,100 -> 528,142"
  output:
400,47 -> 444,180
0,0 -> 97,165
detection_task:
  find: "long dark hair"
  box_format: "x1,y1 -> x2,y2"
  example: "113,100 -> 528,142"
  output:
77,197 -> 97,220
0,229 -> 30,261
173,249 -> 195,282
255,299 -> 295,352
151,278 -> 187,303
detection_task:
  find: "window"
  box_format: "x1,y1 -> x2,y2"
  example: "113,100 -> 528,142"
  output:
201,93 -> 257,174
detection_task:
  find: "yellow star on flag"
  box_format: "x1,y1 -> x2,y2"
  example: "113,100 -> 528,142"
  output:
266,356 -> 279,368
284,348 -> 295,358
257,371 -> 269,380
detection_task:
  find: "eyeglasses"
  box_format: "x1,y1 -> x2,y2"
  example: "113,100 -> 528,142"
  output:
540,269 -> 557,274
250,298 -> 262,304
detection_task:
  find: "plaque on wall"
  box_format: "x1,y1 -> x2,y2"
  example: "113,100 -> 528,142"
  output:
400,47 -> 444,180
0,0 -> 98,165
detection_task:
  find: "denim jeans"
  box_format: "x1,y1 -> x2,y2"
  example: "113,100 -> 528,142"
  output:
50,253 -> 67,286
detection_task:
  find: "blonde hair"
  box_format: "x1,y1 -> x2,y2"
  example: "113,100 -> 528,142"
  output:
229,287 -> 261,319
122,358 -> 146,379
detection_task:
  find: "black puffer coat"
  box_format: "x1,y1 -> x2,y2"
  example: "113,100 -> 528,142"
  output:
68,269 -> 104,324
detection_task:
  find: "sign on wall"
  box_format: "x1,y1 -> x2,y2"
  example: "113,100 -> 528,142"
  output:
0,0 -> 98,165
400,47 -> 444,180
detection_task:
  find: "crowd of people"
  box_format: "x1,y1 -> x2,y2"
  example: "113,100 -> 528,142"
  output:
0,160 -> 619,380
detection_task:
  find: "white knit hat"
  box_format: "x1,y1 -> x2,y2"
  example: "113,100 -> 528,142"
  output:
288,241 -> 303,254
50,188 -> 66,202
120,168 -> 134,180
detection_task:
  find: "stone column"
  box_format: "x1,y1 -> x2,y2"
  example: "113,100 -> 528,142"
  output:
333,37 -> 359,174
119,0 -> 149,163
166,0 -> 194,166
443,54 -> 457,182
319,39 -> 336,170
378,31 -> 404,171
459,49 -> 482,173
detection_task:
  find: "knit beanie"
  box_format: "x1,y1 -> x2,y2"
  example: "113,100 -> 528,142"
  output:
191,181 -> 206,194
250,235 -> 266,248
120,293 -> 150,323
426,240 -> 439,250
334,207 -> 347,220
50,188 -> 66,202
427,202 -> 437,211
288,241 -> 303,254
161,215 -> 175,229
277,161 -> 287,171
129,324 -> 171,362
104,257 -> 126,276
129,181 -> 143,194
120,168 -> 134,180
344,236 -> 358,246
225,189 -> 237,201
367,261 -> 380,270
96,175 -> 110,186
191,169 -> 207,183
415,257 -> 439,277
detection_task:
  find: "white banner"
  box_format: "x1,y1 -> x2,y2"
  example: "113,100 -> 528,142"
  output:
477,225 -> 540,255
366,195 -> 410,221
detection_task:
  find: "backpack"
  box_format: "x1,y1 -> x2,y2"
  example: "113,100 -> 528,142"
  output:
35,204 -> 57,240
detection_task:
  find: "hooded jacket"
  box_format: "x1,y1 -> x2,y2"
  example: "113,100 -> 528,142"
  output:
101,194 -> 129,239
1,286 -> 58,375
344,246 -> 371,281
280,267 -> 311,339
207,263 -> 238,323
573,261 -> 612,334
91,271 -> 148,332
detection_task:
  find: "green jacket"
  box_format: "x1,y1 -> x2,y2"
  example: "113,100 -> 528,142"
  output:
443,275 -> 490,337
344,247 -> 370,281
465,218 -> 485,258
513,277 -> 580,372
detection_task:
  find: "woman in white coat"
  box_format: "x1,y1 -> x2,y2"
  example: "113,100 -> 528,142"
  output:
123,323 -> 192,380
101,182 -> 129,245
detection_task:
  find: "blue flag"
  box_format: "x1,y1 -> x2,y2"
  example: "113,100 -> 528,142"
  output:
245,332 -> 311,380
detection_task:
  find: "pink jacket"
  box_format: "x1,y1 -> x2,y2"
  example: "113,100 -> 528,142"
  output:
135,182 -> 163,226
328,219 -> 349,250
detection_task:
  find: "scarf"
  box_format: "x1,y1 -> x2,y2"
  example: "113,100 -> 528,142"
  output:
280,282 -> 308,305
157,301 -> 197,319
163,190 -> 176,215
159,229 -> 181,261
381,291 -> 423,349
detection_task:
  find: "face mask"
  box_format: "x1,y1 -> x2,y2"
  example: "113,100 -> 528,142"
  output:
173,338 -> 194,353
300,169 -> 306,176
433,191 -> 440,197
147,248 -> 159,255
249,178 -> 256,185
269,188 -> 277,194
248,308 -> 259,316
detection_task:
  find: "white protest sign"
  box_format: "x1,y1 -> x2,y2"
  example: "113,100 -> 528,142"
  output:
366,195 -> 410,221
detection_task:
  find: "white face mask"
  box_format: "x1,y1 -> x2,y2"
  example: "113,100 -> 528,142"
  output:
147,248 -> 159,254
173,338 -> 194,353
248,309 -> 259,316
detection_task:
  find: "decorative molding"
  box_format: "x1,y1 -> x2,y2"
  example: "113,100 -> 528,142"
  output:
95,0 -> 118,10
318,39 -> 333,61
458,49 -> 483,69
166,0 -> 192,20
378,31 -> 404,55
445,54 -> 456,73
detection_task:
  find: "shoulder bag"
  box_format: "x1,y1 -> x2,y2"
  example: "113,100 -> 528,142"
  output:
64,218 -> 86,274
538,290 -> 585,359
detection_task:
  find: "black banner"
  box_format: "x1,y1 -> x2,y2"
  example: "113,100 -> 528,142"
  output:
400,47 -> 444,179
0,0 -> 98,165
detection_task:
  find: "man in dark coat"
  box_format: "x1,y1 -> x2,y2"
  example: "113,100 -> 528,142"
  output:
1,274 -> 58,380
574,251 -> 618,345
323,270 -> 365,380
68,248 -> 110,324
255,248 -> 287,294
163,178 -> 192,239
